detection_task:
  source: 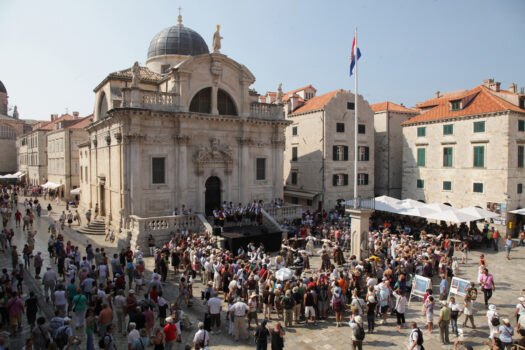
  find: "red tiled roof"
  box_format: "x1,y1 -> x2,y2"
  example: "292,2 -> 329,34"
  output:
40,114 -> 76,130
291,89 -> 345,115
415,90 -> 469,109
370,101 -> 418,113
69,115 -> 93,129
403,85 -> 525,125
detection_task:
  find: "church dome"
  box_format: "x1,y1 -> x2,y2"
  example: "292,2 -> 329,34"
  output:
0,80 -> 6,94
147,24 -> 209,59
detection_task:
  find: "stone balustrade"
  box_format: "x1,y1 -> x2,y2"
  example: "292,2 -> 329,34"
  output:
121,88 -> 178,112
264,204 -> 302,223
250,102 -> 284,120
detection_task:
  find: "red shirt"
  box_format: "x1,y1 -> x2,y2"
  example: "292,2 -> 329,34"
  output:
149,290 -> 158,303
163,323 -> 178,341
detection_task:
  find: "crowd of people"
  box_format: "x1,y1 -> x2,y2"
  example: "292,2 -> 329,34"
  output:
0,184 -> 525,350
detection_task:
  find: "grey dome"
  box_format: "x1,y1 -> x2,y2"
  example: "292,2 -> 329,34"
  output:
0,80 -> 6,94
147,25 -> 209,59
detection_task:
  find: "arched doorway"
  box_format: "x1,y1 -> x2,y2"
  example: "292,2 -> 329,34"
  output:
205,176 -> 221,216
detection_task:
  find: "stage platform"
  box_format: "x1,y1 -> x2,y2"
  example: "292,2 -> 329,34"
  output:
220,225 -> 282,253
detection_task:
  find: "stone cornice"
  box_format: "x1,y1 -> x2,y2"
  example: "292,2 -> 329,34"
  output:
402,110 -> 518,127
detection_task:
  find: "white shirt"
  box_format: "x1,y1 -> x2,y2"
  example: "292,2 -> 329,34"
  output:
231,301 -> 249,316
516,302 -> 525,316
54,290 -> 67,306
409,328 -> 422,350
128,329 -> 140,345
207,297 -> 222,315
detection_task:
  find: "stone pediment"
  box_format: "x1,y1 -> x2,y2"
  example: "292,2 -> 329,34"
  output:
194,138 -> 233,164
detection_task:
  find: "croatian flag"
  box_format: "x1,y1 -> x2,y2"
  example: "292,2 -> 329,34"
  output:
349,33 -> 361,76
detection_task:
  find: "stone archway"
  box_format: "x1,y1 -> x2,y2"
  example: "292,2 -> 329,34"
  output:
205,176 -> 221,216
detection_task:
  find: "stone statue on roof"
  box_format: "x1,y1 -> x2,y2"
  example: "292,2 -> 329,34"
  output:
276,83 -> 283,103
131,62 -> 140,87
13,105 -> 19,119
212,25 -> 223,53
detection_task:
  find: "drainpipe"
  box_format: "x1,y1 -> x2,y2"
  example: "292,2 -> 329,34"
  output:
321,110 -> 325,210
386,110 -> 390,196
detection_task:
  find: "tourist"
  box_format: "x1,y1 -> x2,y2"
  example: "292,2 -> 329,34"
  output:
304,287 -> 317,326
24,291 -> 39,329
163,317 -> 178,350
231,297 -> 249,341
438,300 -> 451,345
505,235 -> 514,260
193,322 -> 210,350
515,297 -> 525,324
424,295 -> 434,334
449,296 -> 461,336
133,328 -> 150,350
487,304 -> 500,339
348,315 -> 365,350
31,316 -> 51,350
408,322 -> 424,350
270,321 -> 285,350
102,323 -> 116,350
480,268 -> 495,307
6,291 -> 23,335
248,292 -> 260,329
85,308 -> 96,350
332,287 -> 345,327
392,289 -> 407,329
128,322 -> 140,349
498,318 -> 514,349
254,319 -> 270,350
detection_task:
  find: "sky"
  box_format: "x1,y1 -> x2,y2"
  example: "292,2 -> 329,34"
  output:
0,0 -> 524,120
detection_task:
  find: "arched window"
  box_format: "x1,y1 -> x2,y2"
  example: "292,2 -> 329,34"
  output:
0,125 -> 16,139
98,92 -> 108,119
218,89 -> 237,116
189,88 -> 211,114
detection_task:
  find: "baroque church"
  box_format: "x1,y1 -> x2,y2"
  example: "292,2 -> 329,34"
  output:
79,15 -> 289,232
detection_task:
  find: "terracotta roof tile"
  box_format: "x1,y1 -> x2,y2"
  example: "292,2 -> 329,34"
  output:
403,85 -> 525,125
39,114 -> 76,130
110,66 -> 164,83
291,89 -> 345,115
69,115 -> 93,129
370,101 -> 418,113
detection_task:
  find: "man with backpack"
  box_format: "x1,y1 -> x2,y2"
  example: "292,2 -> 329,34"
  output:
348,315 -> 365,350
253,319 -> 270,350
53,317 -> 72,350
282,290 -> 296,328
409,322 -> 424,350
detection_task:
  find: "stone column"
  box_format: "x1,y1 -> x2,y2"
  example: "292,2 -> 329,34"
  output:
347,208 -> 373,261
211,86 -> 218,115
239,138 -> 250,203
176,136 -> 189,207
272,139 -> 284,199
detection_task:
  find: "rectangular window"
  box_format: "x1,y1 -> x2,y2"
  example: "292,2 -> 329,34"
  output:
451,100 -> 461,111
152,157 -> 165,184
291,197 -> 299,204
333,145 -> 349,161
473,146 -> 485,168
443,147 -> 453,167
306,199 -> 313,206
256,158 -> 266,180
292,126 -> 298,136
292,147 -> 298,161
518,183 -> 523,194
417,127 -> 426,137
417,148 -> 426,167
519,120 -> 525,132
358,146 -> 369,161
358,173 -> 369,185
291,171 -> 297,185
336,123 -> 345,133
443,124 -> 453,135
358,124 -> 366,134
443,181 -> 452,191
473,121 -> 485,133
347,102 -> 355,110
519,145 -> 524,168
332,174 -> 349,186
417,179 -> 424,188
473,182 -> 483,193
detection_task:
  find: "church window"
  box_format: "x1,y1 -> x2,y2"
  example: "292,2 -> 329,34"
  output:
217,89 -> 238,116
190,88 -> 212,114
292,147 -> 298,161
256,158 -> 266,180
152,157 -> 166,184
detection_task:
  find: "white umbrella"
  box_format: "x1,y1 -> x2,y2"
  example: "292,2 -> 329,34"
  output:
458,206 -> 499,220
345,195 -> 404,213
397,206 -> 438,218
424,203 -> 455,212
397,198 -> 425,209
510,208 -> 525,215
70,188 -> 81,195
275,268 -> 293,281
425,209 -> 478,223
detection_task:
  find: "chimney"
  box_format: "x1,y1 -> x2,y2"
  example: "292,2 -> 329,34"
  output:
482,78 -> 494,88
289,94 -> 300,112
435,91 -> 440,98
50,113 -> 58,121
489,81 -> 500,92
521,87 -> 525,95
73,111 -> 79,119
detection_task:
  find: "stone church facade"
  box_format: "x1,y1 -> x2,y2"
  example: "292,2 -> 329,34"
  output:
79,17 -> 289,231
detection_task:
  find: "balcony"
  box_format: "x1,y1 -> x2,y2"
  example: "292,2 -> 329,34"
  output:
250,102 -> 284,120
121,88 -> 178,112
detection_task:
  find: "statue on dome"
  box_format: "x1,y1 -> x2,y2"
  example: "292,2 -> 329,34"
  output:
212,25 -> 223,53
13,105 -> 19,119
131,62 -> 140,87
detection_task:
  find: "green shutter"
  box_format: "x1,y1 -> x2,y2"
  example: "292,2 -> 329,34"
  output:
417,148 -> 426,167
443,147 -> 453,167
443,124 -> 453,135
474,121 -> 485,133
518,146 -> 524,168
519,120 -> 525,132
417,127 -> 426,137
473,146 -> 485,168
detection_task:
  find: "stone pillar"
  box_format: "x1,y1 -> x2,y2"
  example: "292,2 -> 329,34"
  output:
176,136 -> 189,207
347,208 -> 373,261
239,138 -> 249,203
130,87 -> 141,108
211,86 -> 218,115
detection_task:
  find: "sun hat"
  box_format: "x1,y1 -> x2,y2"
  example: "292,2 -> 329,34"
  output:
128,289 -> 135,294
518,297 -> 525,302
488,304 -> 496,311
165,317 -> 173,323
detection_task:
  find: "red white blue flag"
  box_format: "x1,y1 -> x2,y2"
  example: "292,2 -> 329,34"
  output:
349,33 -> 361,76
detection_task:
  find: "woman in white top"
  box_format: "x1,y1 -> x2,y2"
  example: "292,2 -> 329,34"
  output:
486,304 -> 499,339
53,285 -> 67,315
515,297 -> 525,323
392,289 -> 407,329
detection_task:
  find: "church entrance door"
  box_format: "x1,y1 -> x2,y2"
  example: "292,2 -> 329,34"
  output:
205,176 -> 221,216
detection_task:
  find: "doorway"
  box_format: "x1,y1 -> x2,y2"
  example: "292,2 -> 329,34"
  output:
99,184 -> 105,217
205,176 -> 221,216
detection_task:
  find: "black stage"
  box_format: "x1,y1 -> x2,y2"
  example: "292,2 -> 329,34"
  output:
220,225 -> 282,253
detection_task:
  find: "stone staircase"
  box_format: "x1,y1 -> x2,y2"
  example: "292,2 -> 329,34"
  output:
76,218 -> 106,235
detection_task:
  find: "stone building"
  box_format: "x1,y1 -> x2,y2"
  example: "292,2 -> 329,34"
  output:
80,16 -> 289,232
0,80 -> 32,175
371,102 -> 418,198
17,113 -> 78,186
402,79 -> 525,230
280,86 -> 375,209
47,115 -> 92,200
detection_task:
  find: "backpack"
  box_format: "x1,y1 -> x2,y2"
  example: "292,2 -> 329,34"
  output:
333,297 -> 343,312
99,335 -> 111,349
491,316 -> 500,326
283,297 -> 294,310
354,324 -> 365,340
54,326 -> 69,348
416,328 -> 424,345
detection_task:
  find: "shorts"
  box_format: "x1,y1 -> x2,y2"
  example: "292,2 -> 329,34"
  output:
9,314 -> 22,325
305,306 -> 316,318
380,305 -> 389,314
248,311 -> 257,320
505,246 -> 511,254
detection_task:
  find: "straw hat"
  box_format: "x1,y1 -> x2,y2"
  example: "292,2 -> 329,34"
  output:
488,304 -> 496,311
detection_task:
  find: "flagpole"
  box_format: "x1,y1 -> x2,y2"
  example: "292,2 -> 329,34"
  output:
353,27 -> 358,209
